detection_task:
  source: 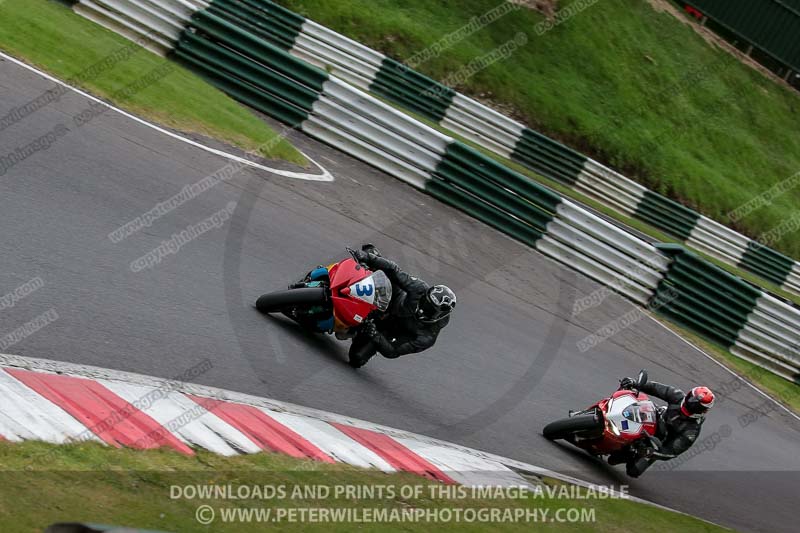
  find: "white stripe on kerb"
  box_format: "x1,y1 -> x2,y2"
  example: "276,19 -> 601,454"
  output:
265,410 -> 396,471
394,436 -> 532,488
100,381 -> 261,455
0,369 -> 99,443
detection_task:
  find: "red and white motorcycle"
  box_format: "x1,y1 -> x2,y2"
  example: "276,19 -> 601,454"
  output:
543,370 -> 661,458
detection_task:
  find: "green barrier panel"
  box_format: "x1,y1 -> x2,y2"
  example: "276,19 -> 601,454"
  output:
658,243 -> 763,302
206,0 -> 299,50
652,244 -> 760,348
656,305 -> 740,347
511,128 -> 586,186
255,0 -> 307,29
510,146 -> 583,187
370,78 -> 451,121
220,0 -> 307,43
657,282 -> 751,340
434,159 -> 552,234
172,48 -> 308,126
515,138 -> 586,174
633,191 -> 702,241
438,142 -> 563,215
426,178 -> 543,246
370,57 -> 455,123
426,142 -> 560,250
369,80 -> 446,122
175,31 -> 319,112
666,258 -> 759,318
738,242 -> 794,287
378,58 -> 456,105
189,10 -> 328,93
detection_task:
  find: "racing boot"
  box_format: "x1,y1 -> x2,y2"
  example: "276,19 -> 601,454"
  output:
607,450 -> 634,465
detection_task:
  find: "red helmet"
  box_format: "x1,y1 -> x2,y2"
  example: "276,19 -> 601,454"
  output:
681,386 -> 715,418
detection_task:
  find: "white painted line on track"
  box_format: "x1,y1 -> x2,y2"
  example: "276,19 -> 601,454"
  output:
0,51 -> 334,182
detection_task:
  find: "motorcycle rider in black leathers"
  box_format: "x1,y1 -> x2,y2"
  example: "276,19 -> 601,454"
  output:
347,245 -> 456,368
609,378 -> 715,478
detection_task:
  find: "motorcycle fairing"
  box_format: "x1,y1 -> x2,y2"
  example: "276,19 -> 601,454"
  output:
327,258 -> 392,329
606,394 -> 657,438
577,391 -> 657,454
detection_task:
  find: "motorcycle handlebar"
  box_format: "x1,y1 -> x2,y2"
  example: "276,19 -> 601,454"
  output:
346,247 -> 365,264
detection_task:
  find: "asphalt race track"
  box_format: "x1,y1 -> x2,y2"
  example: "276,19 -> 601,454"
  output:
1,57 -> 798,532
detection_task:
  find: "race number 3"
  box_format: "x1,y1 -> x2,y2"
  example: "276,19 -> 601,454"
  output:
355,283 -> 374,297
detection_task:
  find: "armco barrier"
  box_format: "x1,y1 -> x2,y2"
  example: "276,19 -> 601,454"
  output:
655,245 -> 800,382
228,0 -> 800,296
70,0 -> 800,382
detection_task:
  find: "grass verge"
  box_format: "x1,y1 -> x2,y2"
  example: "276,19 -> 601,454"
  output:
0,0 -> 305,165
281,0 -> 800,259
0,440 -> 728,532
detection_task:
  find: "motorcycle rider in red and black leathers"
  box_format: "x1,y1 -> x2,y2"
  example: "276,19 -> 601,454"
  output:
347,246 -> 456,368
609,378 -> 715,477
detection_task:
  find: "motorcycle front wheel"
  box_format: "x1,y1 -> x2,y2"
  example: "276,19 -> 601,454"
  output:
542,414 -> 602,440
255,287 -> 326,314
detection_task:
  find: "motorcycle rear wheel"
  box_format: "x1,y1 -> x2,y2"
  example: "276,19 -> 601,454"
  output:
255,287 -> 326,314
542,414 -> 602,440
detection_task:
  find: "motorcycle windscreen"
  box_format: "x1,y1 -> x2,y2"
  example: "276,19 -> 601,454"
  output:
348,271 -> 392,312
620,401 -> 657,430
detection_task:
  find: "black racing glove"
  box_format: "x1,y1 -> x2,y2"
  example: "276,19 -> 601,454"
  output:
361,243 -> 381,256
353,250 -> 371,265
619,377 -> 636,390
363,321 -> 379,339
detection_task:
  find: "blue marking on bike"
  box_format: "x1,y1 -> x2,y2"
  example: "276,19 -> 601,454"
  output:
621,420 -> 629,431
355,284 -> 373,297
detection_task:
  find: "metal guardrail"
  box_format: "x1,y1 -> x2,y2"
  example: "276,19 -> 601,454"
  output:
70,0 -> 800,382
253,0 -> 800,296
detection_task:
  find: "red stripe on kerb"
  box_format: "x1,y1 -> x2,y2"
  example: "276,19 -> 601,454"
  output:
187,395 -> 334,463
331,423 -> 455,484
6,369 -> 192,454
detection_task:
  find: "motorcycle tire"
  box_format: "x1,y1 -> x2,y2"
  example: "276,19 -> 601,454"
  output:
256,287 -> 326,314
542,414 -> 602,440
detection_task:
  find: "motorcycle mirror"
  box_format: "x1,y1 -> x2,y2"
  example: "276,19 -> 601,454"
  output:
637,369 -> 648,388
